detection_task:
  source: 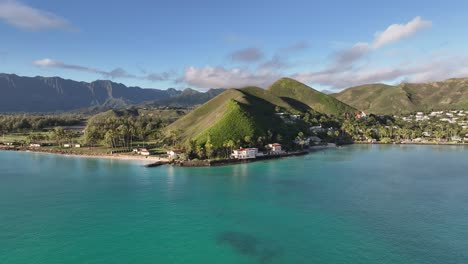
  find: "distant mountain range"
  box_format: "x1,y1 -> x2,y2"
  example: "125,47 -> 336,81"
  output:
332,78 -> 468,114
0,73 -> 182,112
1,73 -> 468,114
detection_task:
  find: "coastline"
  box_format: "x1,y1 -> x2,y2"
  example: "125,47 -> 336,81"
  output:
1,142 -> 465,168
0,146 -> 170,165
353,141 -> 467,146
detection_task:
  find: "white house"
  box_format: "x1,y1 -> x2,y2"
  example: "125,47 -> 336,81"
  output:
167,150 -> 182,159
63,144 -> 71,148
75,144 -> 81,148
30,143 -> 41,147
134,148 -> 151,156
232,148 -> 258,159
140,148 -> 150,156
267,143 -> 283,154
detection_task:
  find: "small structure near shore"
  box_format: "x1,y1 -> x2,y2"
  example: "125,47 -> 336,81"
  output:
167,149 -> 183,159
133,148 -> 151,156
232,148 -> 258,159
267,143 -> 283,154
29,143 -> 41,148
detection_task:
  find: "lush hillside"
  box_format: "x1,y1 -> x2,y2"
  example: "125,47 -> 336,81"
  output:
165,86 -> 309,149
0,74 -> 181,112
333,78 -> 468,114
268,78 -> 358,115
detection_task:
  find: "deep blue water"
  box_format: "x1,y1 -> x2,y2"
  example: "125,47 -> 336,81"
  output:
1,145 -> 467,264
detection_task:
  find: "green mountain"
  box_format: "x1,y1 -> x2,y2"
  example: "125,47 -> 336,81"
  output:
267,78 -> 358,115
166,79 -> 357,149
333,78 -> 468,114
165,86 -> 310,148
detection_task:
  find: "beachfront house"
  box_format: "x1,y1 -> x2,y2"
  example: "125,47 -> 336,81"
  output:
232,148 -> 258,159
451,136 -> 462,142
63,144 -> 71,148
167,150 -> 182,159
140,149 -> 150,156
267,143 -> 283,154
75,144 -> 81,148
30,143 -> 41,148
133,148 -> 151,156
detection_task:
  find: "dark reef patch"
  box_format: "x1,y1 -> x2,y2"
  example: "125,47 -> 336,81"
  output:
216,231 -> 281,263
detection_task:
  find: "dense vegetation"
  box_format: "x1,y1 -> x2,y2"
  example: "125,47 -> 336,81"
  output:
0,114 -> 83,133
83,109 -> 186,148
341,114 -> 466,142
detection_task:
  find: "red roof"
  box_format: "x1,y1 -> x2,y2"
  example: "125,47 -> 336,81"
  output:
235,148 -> 257,151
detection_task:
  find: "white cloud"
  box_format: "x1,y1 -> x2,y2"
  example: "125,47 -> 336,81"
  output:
184,66 -> 280,88
293,55 -> 468,89
372,16 -> 432,49
33,58 -> 171,81
0,0 -> 72,30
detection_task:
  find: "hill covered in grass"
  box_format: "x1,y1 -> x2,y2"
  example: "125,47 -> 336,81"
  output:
333,78 -> 468,114
165,80 -> 357,150
268,78 -> 358,115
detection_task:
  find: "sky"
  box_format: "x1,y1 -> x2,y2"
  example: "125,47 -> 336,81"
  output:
1,0 -> 468,91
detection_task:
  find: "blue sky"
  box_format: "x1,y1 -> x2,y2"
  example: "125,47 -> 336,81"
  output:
1,0 -> 468,91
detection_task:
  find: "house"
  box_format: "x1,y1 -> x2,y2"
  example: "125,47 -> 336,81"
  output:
267,143 -> 283,154
422,131 -> 431,137
451,136 -> 462,142
140,148 -> 150,156
75,144 -> 81,148
232,148 -> 258,159
134,148 -> 151,156
30,143 -> 41,147
167,149 -> 183,159
355,112 -> 367,119
63,144 -> 71,148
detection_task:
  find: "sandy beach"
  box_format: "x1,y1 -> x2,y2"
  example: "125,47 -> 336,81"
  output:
0,146 -> 170,165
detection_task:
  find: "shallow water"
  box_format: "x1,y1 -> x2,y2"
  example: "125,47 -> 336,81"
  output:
1,145 -> 467,264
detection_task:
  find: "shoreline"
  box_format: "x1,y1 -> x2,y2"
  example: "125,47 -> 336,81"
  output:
354,141 -> 467,146
0,146 -> 170,165
1,142 -> 465,167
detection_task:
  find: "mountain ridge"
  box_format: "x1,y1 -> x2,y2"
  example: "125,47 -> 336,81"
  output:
333,78 -> 468,114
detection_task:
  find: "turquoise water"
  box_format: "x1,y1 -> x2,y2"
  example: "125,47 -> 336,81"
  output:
1,145 -> 467,264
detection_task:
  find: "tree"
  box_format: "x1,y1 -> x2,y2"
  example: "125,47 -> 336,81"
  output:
205,136 -> 214,159
52,127 -> 66,146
